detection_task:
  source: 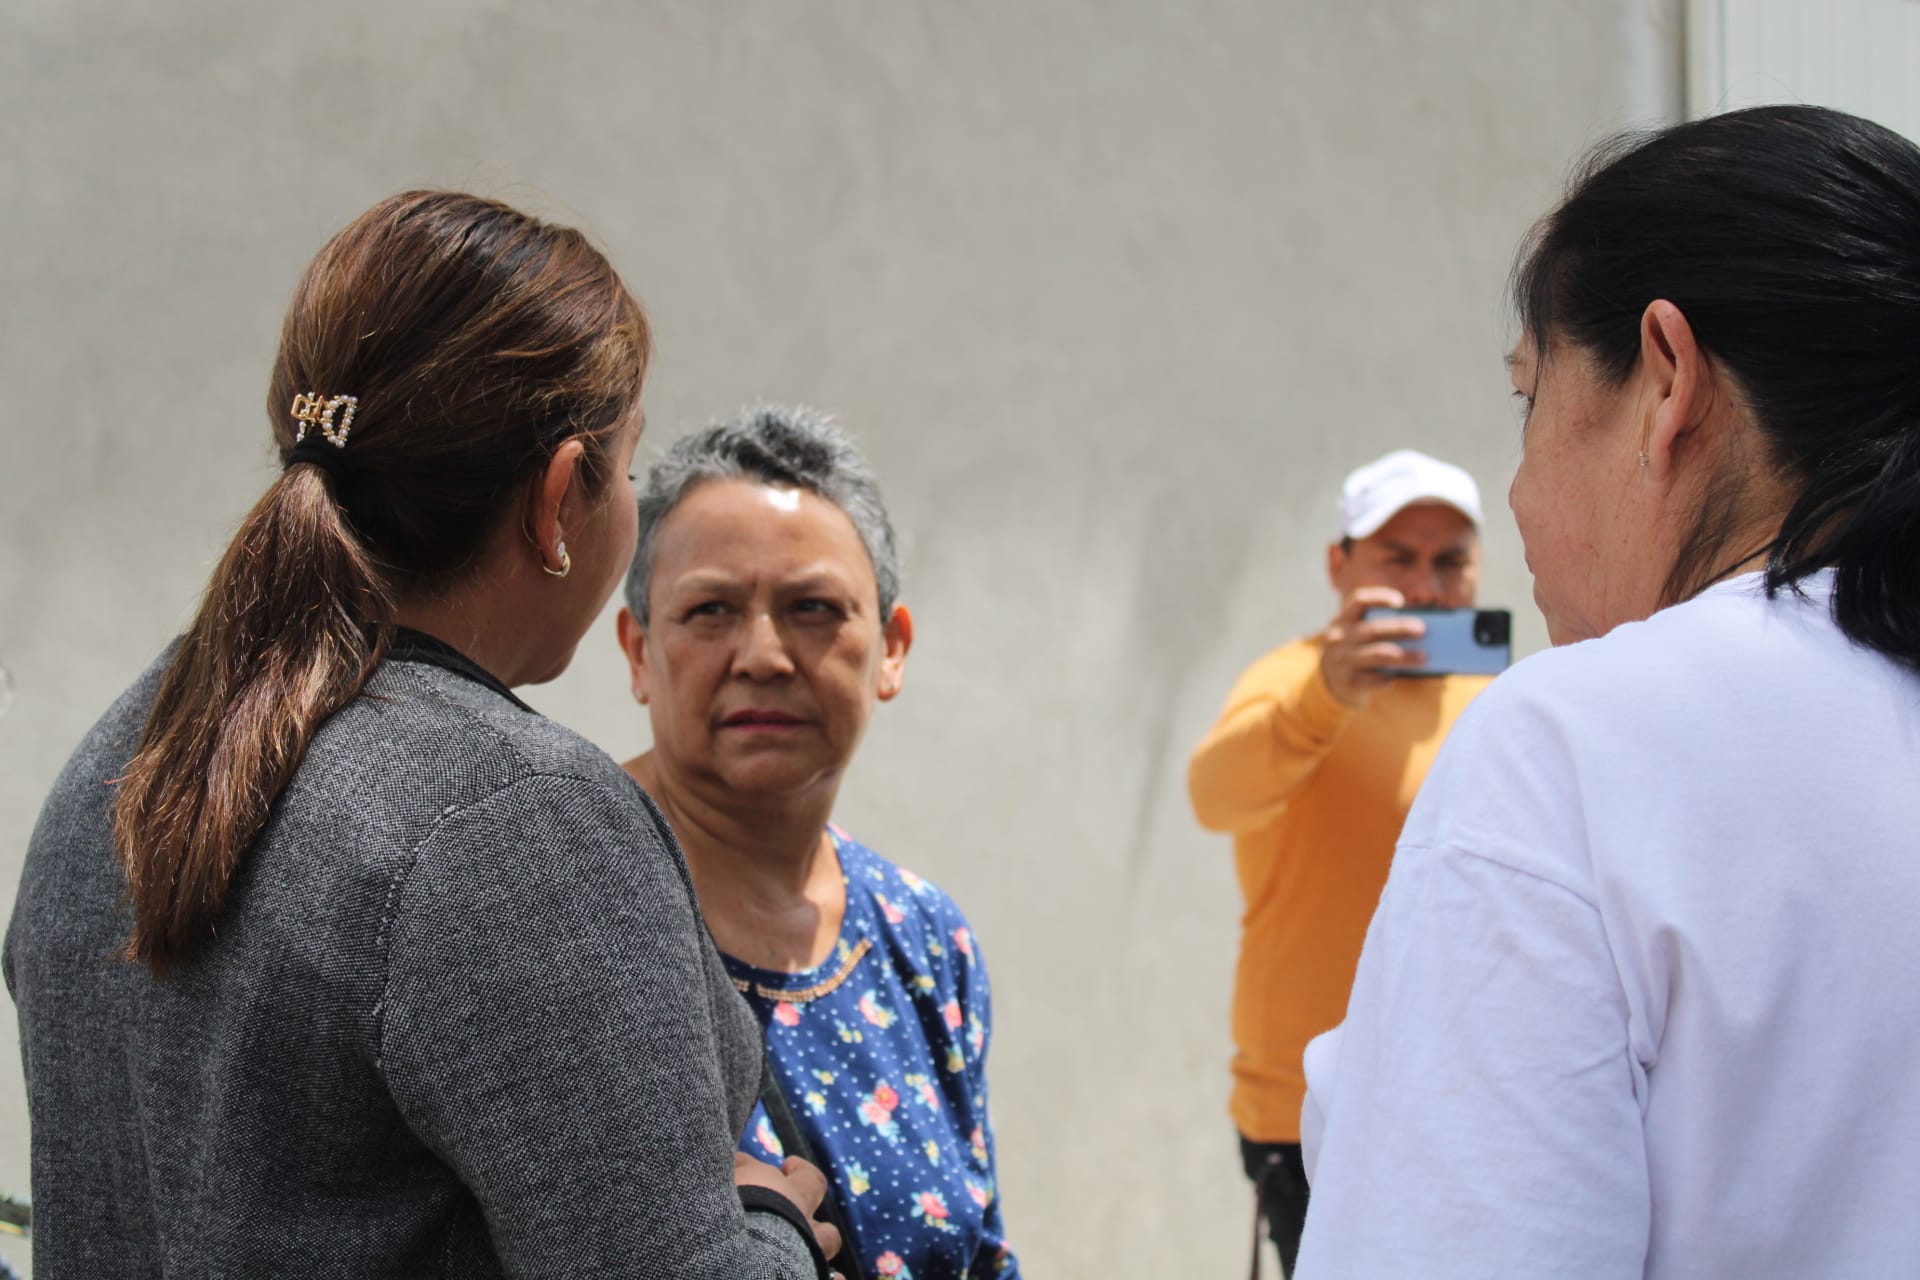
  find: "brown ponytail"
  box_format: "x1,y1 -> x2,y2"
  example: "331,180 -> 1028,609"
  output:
115,467 -> 392,968
114,191 -> 648,972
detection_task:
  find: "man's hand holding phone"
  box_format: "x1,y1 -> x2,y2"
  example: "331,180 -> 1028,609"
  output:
1319,587 -> 1426,709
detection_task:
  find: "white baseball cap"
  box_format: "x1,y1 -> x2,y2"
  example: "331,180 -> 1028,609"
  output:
1338,449 -> 1483,540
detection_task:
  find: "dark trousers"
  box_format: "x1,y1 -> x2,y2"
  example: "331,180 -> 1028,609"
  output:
1240,1136 -> 1309,1278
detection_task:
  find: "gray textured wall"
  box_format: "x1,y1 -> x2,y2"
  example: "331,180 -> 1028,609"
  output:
0,3 -> 1677,1274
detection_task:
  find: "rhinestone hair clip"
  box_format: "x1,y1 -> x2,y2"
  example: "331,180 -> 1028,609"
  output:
290,392 -> 359,448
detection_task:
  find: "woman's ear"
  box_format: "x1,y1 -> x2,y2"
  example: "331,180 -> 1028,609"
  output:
1638,300 -> 1712,478
526,438 -> 587,574
877,604 -> 914,701
615,605 -> 652,705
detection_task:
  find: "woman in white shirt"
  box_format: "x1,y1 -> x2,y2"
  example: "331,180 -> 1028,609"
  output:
1297,104 -> 1920,1278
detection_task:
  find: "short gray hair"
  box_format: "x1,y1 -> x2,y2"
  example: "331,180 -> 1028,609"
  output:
624,404 -> 902,626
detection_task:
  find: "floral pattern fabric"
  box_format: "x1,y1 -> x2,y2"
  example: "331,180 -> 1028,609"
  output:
733,829 -> 1019,1279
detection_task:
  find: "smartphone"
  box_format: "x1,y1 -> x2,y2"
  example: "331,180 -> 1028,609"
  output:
1360,607 -> 1512,677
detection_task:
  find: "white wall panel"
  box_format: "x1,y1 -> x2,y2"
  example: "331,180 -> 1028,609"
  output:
1690,0 -> 1920,137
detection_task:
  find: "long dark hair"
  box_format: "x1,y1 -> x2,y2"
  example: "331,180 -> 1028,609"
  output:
115,191 -> 649,972
1514,104 -> 1920,667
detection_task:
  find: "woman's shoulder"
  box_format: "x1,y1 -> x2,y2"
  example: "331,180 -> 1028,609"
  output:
45,645 -> 180,806
1467,573 -> 1837,733
360,657 -> 642,802
834,830 -> 978,947
1413,614 -> 1682,822
281,659 -> 674,896
1400,580 -> 1840,887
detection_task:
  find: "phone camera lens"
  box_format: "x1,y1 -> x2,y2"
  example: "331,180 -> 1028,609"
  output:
1474,613 -> 1510,647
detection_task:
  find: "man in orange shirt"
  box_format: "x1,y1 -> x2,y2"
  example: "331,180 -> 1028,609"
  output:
1189,450 -> 1491,1276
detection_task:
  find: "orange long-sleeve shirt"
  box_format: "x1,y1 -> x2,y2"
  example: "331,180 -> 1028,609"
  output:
1189,636 -> 1488,1142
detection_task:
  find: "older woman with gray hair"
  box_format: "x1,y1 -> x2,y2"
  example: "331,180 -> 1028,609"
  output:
615,406 -> 1020,1280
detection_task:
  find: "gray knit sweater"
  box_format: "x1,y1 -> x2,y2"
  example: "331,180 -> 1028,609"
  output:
4,637 -> 824,1279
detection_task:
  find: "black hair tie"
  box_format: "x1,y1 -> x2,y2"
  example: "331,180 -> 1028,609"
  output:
284,436 -> 356,485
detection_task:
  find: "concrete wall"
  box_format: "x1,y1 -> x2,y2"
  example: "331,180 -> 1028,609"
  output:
1688,0 -> 1920,140
0,3 -> 1678,1273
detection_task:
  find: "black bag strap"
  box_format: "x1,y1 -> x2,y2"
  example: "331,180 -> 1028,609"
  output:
759,1059 -> 869,1280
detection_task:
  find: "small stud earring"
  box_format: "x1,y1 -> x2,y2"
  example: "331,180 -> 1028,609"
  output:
544,541 -> 571,578
1637,450 -> 1649,469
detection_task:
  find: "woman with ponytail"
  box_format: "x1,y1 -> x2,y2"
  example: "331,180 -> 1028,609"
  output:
1296,106 -> 1920,1278
5,192 -> 838,1279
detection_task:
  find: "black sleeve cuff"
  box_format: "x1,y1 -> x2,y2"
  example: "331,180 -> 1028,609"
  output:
739,1185 -> 832,1278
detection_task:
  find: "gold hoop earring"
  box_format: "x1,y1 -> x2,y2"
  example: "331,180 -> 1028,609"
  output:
544,542 -> 571,578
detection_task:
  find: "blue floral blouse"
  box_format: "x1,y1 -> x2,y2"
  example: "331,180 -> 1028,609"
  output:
731,828 -> 1019,1280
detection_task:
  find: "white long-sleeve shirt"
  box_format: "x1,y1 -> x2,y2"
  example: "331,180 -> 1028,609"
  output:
1299,570 -> 1920,1279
